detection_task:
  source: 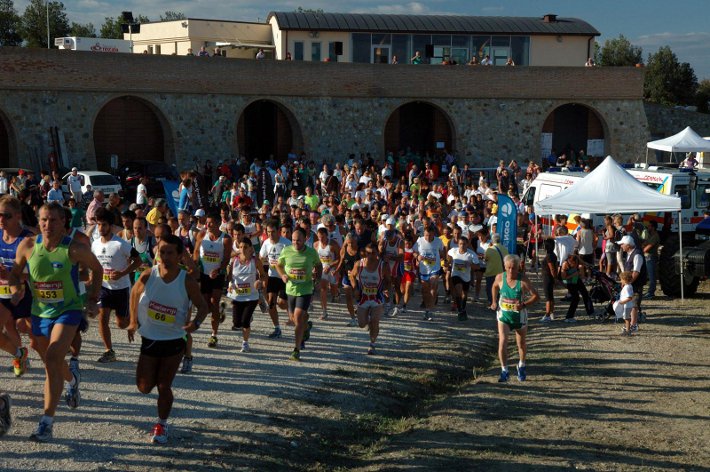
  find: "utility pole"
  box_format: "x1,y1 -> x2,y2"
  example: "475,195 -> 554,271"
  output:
46,1 -> 50,49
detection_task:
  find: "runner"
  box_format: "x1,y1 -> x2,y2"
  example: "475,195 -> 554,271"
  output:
131,217 -> 157,282
258,220 -> 291,338
349,242 -> 391,355
91,207 -> 141,363
447,234 -> 480,321
491,254 -> 539,382
276,228 -> 322,361
9,202 -> 103,442
0,196 -> 33,376
193,211 -> 232,348
227,237 -> 267,352
398,234 -> 417,314
335,233 -> 359,326
413,225 -> 446,321
127,234 -> 209,444
314,227 -> 340,320
66,221 -> 91,377
378,228 -> 403,317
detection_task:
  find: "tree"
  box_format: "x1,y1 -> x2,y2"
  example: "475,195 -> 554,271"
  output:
69,21 -> 95,38
159,11 -> 185,21
100,13 -> 150,39
295,6 -> 324,13
20,0 -> 70,48
599,34 -> 642,66
0,0 -> 22,46
644,46 -> 698,106
695,79 -> 710,114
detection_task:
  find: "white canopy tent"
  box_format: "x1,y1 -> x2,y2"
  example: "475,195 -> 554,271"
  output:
645,126 -> 710,164
534,155 -> 686,297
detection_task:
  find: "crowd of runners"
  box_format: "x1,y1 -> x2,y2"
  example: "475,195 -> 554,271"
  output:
0,154 -> 655,444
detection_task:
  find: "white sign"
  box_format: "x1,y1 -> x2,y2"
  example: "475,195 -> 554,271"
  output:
541,133 -> 553,159
587,139 -> 604,157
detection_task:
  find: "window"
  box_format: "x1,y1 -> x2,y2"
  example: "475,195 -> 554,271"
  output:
155,45 -> 161,55
391,34 -> 410,64
510,36 -> 530,66
697,184 -> 710,209
471,35 -> 491,62
675,184 -> 691,209
352,33 -> 370,63
311,42 -> 321,62
328,42 -> 338,62
294,41 -> 304,60
411,35 -> 431,64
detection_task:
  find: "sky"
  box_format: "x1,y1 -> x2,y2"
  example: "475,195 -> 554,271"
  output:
13,0 -> 710,79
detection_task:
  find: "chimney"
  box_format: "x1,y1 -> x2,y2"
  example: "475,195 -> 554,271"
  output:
543,13 -> 558,23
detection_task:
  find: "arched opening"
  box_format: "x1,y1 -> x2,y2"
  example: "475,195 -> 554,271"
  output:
541,103 -> 606,163
93,96 -> 168,171
384,101 -> 455,159
0,111 -> 13,168
237,100 -> 303,163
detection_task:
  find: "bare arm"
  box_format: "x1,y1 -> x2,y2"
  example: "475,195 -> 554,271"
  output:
127,268 -> 151,341
490,273 -> 503,310
69,240 -> 103,317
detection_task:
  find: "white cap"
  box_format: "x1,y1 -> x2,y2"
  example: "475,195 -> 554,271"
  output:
386,216 -> 396,226
380,214 -> 389,221
617,235 -> 635,246
194,209 -> 206,217
71,167 -> 78,171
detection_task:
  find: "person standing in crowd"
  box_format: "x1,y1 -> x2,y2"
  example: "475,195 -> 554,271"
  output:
491,254 -> 539,382
9,202 -> 103,442
641,220 -> 660,299
559,254 -> 594,322
92,208 -> 141,363
539,239 -> 558,323
66,168 -> 83,203
193,211 -> 232,348
618,235 -> 647,334
136,176 -> 149,207
128,234 -> 209,444
484,233 -> 508,307
576,218 -> 596,281
276,228 -> 322,361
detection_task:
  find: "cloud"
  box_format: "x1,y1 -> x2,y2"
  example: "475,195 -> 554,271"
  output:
634,32 -> 710,48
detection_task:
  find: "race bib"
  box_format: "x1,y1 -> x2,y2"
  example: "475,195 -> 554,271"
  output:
423,254 -> 435,266
236,283 -> 252,296
34,281 -> 64,303
0,280 -> 11,297
320,256 -> 332,265
202,251 -> 220,264
404,261 -> 413,272
147,300 -> 177,324
289,268 -> 306,282
363,285 -> 378,296
500,297 -> 520,313
454,263 -> 467,273
102,268 -> 114,282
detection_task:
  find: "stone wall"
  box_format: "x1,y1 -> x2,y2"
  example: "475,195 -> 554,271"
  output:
0,47 -> 649,170
644,102 -> 710,138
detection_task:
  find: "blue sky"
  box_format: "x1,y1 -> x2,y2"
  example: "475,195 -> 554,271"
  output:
14,0 -> 710,79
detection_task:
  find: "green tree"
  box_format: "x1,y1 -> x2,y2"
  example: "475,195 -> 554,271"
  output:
644,46 -> 698,106
0,0 -> 22,46
159,11 -> 185,21
695,79 -> 710,114
599,34 -> 642,66
69,21 -> 95,37
99,13 -> 149,39
20,0 -> 70,48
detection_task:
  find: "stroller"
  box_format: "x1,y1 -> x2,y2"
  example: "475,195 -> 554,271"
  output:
587,267 -> 621,322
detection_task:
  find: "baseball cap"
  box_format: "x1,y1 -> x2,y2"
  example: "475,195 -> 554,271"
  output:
386,216 -> 396,226
380,214 -> 389,221
263,200 -> 270,205
71,167 -> 78,171
194,209 -> 206,217
617,235 -> 635,246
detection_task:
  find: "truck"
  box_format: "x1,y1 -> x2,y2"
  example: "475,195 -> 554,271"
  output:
523,165 -> 710,297
54,37 -> 132,53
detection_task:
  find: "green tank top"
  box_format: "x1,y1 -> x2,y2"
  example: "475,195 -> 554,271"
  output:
28,235 -> 83,318
500,275 -> 522,316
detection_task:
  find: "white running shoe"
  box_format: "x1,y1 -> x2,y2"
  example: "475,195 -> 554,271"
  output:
241,341 -> 250,353
540,315 -> 552,323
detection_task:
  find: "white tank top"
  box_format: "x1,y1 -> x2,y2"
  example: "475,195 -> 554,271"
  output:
228,256 -> 259,302
199,231 -> 225,274
384,236 -> 401,269
316,241 -> 335,269
137,266 -> 189,341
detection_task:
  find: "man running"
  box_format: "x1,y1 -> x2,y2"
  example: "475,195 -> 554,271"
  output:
92,208 -> 141,363
491,254 -> 539,382
447,234 -> 480,321
378,228 -> 403,317
258,220 -> 291,338
128,234 -> 209,444
314,227 -> 340,320
0,196 -> 33,376
276,228 -> 322,361
413,225 -> 446,321
193,211 -> 232,348
350,242 -> 391,355
10,202 -> 103,442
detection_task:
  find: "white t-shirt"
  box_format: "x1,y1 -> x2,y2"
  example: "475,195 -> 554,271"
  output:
413,236 -> 444,275
555,235 -> 578,265
448,248 -> 479,283
613,284 -> 635,319
92,235 -> 134,290
259,237 -> 291,278
136,183 -> 148,205
67,174 -> 82,193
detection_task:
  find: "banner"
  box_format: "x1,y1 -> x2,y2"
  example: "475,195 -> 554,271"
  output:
162,180 -> 180,217
496,194 -> 518,255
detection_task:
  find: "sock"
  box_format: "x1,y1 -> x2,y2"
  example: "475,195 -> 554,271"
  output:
70,356 -> 79,362
518,361 -> 526,368
501,366 -> 508,373
15,347 -> 23,358
41,415 -> 54,425
69,374 -> 77,387
158,418 -> 168,426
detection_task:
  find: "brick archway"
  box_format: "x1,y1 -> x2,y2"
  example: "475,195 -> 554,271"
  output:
237,99 -> 303,163
541,103 -> 608,162
384,101 -> 455,159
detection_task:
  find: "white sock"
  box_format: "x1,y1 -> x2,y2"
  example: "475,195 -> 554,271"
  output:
15,347 -> 23,358
41,415 -> 54,425
518,361 -> 526,368
158,418 -> 167,426
501,366 -> 508,373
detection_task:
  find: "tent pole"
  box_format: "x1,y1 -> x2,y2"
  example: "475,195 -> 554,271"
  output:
534,215 -> 539,273
645,148 -> 649,164
678,211 -> 684,300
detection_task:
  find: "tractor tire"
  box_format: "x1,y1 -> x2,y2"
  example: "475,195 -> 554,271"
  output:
659,235 -> 700,297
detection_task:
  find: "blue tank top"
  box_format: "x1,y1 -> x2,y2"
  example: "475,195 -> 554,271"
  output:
0,228 -> 33,271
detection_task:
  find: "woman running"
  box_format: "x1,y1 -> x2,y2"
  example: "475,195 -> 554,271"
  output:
336,233 -> 360,326
227,237 -> 267,353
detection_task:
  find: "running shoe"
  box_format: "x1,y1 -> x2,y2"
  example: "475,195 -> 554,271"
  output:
620,327 -> 628,336
69,357 -> 80,377
400,306 -> 407,314
290,349 -> 301,362
97,349 -> 116,363
13,347 -> 29,377
347,318 -> 358,327
444,295 -> 451,304
630,324 -> 639,334
219,302 -> 226,323
457,311 -> 466,322
390,306 -> 399,318
150,423 -> 168,444
303,321 -> 313,342
231,324 -> 239,331
268,327 -> 282,339
564,318 -> 577,323
30,420 -> 53,442
367,343 -> 376,355
300,340 -> 306,350
65,371 -> 81,409
320,311 -> 328,321
207,336 -> 218,348
540,315 -> 552,323
384,303 -> 392,316
498,371 -> 510,383
180,356 -> 193,374
241,341 -> 250,353
517,365 -> 527,382
0,393 -> 10,437
422,311 -> 433,321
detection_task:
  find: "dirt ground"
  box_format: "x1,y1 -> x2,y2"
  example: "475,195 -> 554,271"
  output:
0,278 -> 708,471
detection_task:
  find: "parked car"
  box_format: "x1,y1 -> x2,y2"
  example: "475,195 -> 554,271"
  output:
116,161 -> 179,202
61,170 -> 123,199
0,167 -> 34,181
